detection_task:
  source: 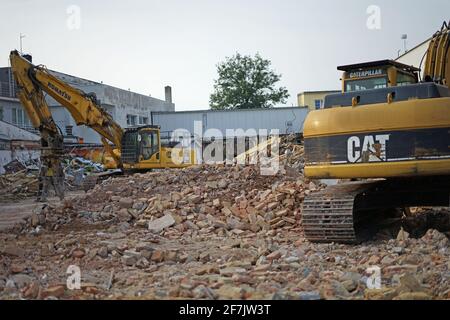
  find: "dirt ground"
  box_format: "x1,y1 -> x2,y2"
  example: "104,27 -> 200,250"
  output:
0,166 -> 449,300
0,191 -> 85,232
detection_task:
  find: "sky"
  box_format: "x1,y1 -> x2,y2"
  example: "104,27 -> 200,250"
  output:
0,0 -> 449,110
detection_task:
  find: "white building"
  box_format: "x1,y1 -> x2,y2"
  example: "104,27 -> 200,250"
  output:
0,119 -> 40,174
395,38 -> 431,78
0,65 -> 175,144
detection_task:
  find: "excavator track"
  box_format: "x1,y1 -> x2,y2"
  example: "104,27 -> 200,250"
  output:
302,182 -> 376,243
302,178 -> 450,243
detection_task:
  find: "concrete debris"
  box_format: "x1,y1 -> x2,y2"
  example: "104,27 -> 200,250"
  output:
13,160 -> 313,236
0,156 -> 109,203
0,145 -> 449,299
0,171 -> 39,201
63,157 -> 108,190
1,245 -> 26,257
3,159 -> 27,174
148,214 -> 176,233
397,228 -> 410,241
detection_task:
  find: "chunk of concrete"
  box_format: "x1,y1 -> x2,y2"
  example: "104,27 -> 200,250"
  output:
148,214 -> 175,233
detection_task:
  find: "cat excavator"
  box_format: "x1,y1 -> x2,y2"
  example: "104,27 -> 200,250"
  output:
302,21 -> 450,243
10,50 -> 195,199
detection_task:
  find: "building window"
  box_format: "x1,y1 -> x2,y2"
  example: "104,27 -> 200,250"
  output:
314,99 -> 323,110
17,109 -> 24,125
139,116 -> 149,125
0,106 -> 3,121
126,114 -> 137,126
12,107 -> 17,124
11,108 -> 31,127
65,125 -> 73,136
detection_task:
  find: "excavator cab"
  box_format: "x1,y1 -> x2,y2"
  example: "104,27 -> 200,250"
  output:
121,126 -> 161,165
121,126 -> 195,170
321,60 -> 448,110
339,60 -> 419,93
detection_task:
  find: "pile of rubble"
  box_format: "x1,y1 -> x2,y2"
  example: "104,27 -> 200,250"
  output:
1,143 -> 449,300
280,134 -> 304,169
63,156 -> 105,189
16,162 -> 323,235
0,156 -> 107,202
233,134 -> 305,174
1,206 -> 449,300
0,170 -> 39,202
3,159 -> 40,174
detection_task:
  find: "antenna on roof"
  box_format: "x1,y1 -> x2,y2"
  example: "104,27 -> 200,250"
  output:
19,33 -> 26,53
401,34 -> 408,54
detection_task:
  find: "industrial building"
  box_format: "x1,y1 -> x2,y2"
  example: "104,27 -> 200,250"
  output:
0,65 -> 175,144
1,60 -> 310,169
0,63 -> 310,148
152,107 -> 309,140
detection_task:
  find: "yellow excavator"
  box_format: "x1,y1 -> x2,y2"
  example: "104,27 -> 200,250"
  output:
302,21 -> 450,243
10,51 -> 195,198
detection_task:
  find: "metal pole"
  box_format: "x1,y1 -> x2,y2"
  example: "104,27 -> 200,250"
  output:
20,33 -> 25,53
401,34 -> 407,54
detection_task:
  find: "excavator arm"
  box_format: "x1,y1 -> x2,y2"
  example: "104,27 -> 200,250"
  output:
423,20 -> 450,87
10,50 -> 124,168
10,51 -> 65,200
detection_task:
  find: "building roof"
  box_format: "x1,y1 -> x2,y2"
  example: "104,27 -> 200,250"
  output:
0,66 -> 170,104
152,106 -> 306,115
337,59 -> 420,72
297,90 -> 340,96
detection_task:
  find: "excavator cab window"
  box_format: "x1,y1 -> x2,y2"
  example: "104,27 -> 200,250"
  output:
339,60 -> 421,94
397,72 -> 417,86
139,130 -> 160,161
345,76 -> 388,92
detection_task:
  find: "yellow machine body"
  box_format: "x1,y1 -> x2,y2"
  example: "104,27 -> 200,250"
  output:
120,127 -> 196,170
302,21 -> 450,243
304,96 -> 450,179
304,39 -> 450,180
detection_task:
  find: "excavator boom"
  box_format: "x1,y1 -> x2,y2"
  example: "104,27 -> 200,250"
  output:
424,20 -> 450,85
10,51 -> 65,200
10,50 -> 124,168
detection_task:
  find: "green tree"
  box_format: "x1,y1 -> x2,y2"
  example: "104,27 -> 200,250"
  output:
210,53 -> 289,110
